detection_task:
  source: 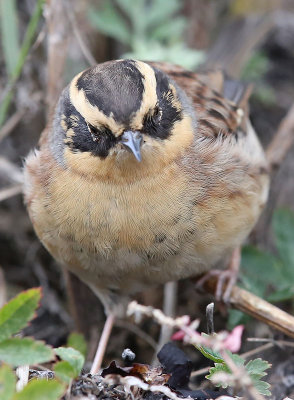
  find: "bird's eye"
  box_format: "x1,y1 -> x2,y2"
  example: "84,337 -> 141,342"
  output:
154,106 -> 160,117
87,123 -> 100,141
149,106 -> 161,125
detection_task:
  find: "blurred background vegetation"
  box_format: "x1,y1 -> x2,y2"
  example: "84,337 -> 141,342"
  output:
0,0 -> 294,392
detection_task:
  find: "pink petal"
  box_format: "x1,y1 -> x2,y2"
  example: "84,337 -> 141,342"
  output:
223,325 -> 244,352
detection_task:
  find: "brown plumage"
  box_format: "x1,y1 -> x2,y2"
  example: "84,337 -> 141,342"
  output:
23,60 -> 269,370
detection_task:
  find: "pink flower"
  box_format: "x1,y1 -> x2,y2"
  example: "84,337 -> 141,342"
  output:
222,325 -> 244,353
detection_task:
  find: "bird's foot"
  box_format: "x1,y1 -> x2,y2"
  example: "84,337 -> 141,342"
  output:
195,248 -> 241,303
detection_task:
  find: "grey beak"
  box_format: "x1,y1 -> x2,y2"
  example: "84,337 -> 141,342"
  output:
120,130 -> 143,162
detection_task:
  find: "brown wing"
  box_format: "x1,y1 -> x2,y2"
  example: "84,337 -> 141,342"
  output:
148,61 -> 251,140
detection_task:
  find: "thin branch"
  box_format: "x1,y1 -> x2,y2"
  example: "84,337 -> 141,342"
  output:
64,0 -> 96,66
266,103 -> 294,172
241,342 -> 274,358
247,337 -> 294,348
0,266 -> 7,308
46,0 -> 69,118
200,276 -> 294,339
0,109 -> 25,143
220,350 -> 266,400
115,319 -> 157,350
0,184 -> 23,202
0,157 -> 23,184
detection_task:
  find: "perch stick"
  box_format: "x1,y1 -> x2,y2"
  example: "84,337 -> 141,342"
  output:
201,276 -> 294,339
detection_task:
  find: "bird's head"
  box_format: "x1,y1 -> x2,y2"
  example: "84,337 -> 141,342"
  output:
56,60 -> 195,180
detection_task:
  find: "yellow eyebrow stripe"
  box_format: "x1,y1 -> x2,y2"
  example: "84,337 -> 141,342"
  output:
69,72 -> 124,136
130,61 -> 158,129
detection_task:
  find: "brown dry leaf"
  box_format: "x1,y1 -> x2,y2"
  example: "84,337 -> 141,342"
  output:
101,361 -> 170,385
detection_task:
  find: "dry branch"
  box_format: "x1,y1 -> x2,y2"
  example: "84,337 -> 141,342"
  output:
205,15 -> 275,77
266,103 -> 294,172
201,276 -> 294,339
0,184 -> 23,202
46,0 -> 69,118
0,110 -> 25,143
0,157 -> 23,184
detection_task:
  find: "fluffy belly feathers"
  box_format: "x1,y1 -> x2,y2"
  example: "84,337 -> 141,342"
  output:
25,153 -> 267,296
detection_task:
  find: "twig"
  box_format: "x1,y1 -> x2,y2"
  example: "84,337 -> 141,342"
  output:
45,0 -> 69,118
205,14 -> 275,77
127,301 -> 194,336
247,337 -> 294,348
115,319 -> 157,350
128,302 -> 269,400
0,184 -> 23,202
0,157 -> 23,184
200,276 -> 294,339
0,109 -> 25,143
266,103 -> 294,172
220,350 -> 266,400
241,342 -> 274,359
64,0 -> 96,66
206,302 -> 215,334
0,266 -> 7,308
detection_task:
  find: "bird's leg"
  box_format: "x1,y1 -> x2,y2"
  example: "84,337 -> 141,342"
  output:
152,281 -> 177,364
196,247 -> 241,303
90,313 -> 115,375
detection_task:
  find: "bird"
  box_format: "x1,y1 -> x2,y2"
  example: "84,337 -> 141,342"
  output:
23,59 -> 269,373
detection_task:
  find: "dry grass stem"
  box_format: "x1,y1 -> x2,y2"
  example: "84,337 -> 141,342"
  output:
0,184 -> 23,202
266,103 -> 294,172
0,109 -> 25,142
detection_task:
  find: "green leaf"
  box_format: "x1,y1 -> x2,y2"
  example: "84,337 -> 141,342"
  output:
0,0 -> 45,127
196,345 -> 224,364
245,358 -> 271,397
54,361 -> 76,383
206,363 -> 231,388
0,337 -> 54,366
245,358 -> 271,376
241,246 -> 282,289
267,285 -> 294,302
12,379 -> 65,400
144,0 -> 182,30
196,337 -> 245,366
252,379 -> 271,397
0,0 -> 20,75
227,309 -> 249,330
0,288 -> 41,342
151,18 -> 186,41
88,3 -> 131,46
273,208 -> 294,277
0,364 -> 16,400
55,347 -> 84,376
67,332 -> 87,358
228,352 -> 245,367
114,0 -> 136,16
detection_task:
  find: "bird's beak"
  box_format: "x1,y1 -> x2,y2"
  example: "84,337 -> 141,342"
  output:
120,130 -> 143,162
